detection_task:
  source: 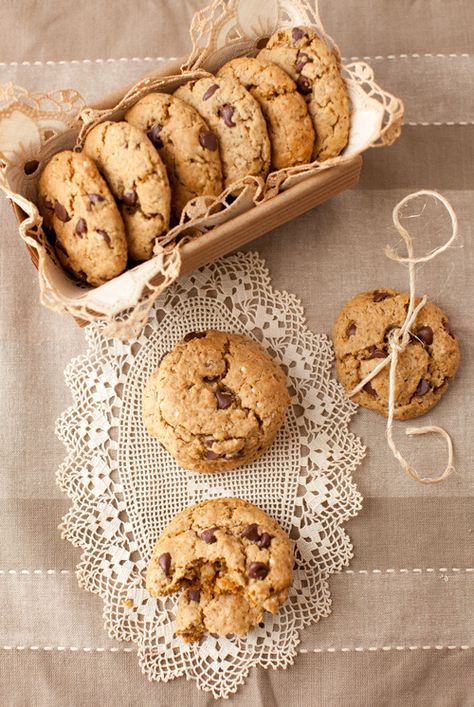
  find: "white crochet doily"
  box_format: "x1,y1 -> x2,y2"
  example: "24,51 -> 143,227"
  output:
56,251 -> 365,699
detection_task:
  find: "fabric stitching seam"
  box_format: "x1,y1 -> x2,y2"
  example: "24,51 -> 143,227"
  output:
0,52 -> 470,68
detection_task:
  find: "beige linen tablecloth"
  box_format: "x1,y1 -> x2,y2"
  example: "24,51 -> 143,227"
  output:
1,1 -> 473,704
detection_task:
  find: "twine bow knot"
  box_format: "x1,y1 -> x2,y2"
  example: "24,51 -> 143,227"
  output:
387,325 -> 410,353
348,190 -> 459,484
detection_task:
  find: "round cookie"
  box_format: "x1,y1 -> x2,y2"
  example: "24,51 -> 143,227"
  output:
38,150 -> 128,286
174,76 -> 271,188
258,26 -> 350,161
125,93 -> 223,218
332,289 -> 460,420
83,120 -> 170,261
142,330 -> 290,472
218,56 -> 315,170
146,498 -> 293,642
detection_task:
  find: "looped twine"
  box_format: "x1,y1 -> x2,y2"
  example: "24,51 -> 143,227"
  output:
348,190 -> 458,484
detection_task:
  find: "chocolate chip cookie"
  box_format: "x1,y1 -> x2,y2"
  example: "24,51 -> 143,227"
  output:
146,498 -> 293,642
142,330 -> 290,472
83,121 -> 170,261
218,56 -> 315,170
38,150 -> 128,286
125,93 -> 223,218
258,26 -> 350,161
332,289 -> 460,420
174,76 -> 271,188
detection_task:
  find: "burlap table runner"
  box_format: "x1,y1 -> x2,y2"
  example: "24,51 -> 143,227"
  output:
0,1 -> 472,704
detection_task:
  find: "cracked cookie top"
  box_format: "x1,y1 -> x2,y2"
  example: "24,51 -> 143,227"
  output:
146,497 -> 293,642
258,26 -> 350,161
125,92 -> 223,219
217,56 -> 315,170
332,289 -> 460,420
174,76 -> 271,189
142,330 -> 290,472
83,120 -> 170,261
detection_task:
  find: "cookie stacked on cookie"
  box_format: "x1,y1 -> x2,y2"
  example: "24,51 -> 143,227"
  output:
142,330 -> 290,472
38,25 -> 350,286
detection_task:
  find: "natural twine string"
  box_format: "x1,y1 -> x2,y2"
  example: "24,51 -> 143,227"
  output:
348,190 -> 459,484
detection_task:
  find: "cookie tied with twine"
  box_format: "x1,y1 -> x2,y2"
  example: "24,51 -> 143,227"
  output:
340,190 -> 460,484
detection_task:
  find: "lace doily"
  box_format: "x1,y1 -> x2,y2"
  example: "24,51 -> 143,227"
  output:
56,251 -> 365,699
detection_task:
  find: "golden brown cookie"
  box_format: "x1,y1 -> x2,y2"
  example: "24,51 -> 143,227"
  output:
174,76 -> 271,188
83,121 -> 170,261
146,498 -> 293,642
332,289 -> 460,420
125,93 -> 223,218
217,56 -> 315,170
258,26 -> 350,160
38,150 -> 128,286
142,330 -> 290,472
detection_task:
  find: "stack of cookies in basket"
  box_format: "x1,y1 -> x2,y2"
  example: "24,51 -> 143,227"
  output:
38,26 -> 350,287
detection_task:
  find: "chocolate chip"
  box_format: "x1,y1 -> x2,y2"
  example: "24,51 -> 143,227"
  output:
414,326 -> 433,346
369,350 -> 387,359
346,323 -> 357,337
292,27 -> 305,43
188,589 -> 201,603
295,51 -> 312,73
248,562 -> 269,580
442,319 -> 455,338
203,83 -> 219,101
97,229 -> 111,246
373,290 -> 391,302
296,76 -> 312,95
215,390 -> 233,409
241,523 -> 260,542
201,527 -> 218,544
183,331 -> 206,342
54,202 -> 70,222
149,124 -> 163,149
158,552 -> 171,575
123,189 -> 137,206
205,437 -> 215,448
87,193 -> 105,209
203,449 -> 221,460
363,381 -> 377,397
259,533 -> 273,549
256,37 -> 269,50
218,104 -> 236,127
24,159 -> 39,175
75,218 -> 87,236
415,379 -> 430,396
199,130 -> 218,151
43,197 -> 54,210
